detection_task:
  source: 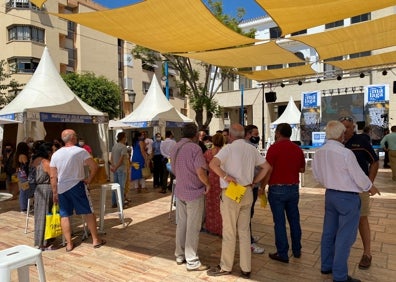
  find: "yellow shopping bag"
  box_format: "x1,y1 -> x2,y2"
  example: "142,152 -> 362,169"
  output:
225,182 -> 247,203
260,192 -> 267,208
44,204 -> 62,240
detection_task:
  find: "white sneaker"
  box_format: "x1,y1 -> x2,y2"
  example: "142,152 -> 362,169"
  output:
251,243 -> 265,254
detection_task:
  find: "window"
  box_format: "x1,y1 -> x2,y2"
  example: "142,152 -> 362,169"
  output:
350,51 -> 371,59
6,0 -> 39,11
289,52 -> 305,68
8,25 -> 45,43
267,64 -> 283,70
325,20 -> 344,29
142,82 -> 150,94
162,87 -> 174,98
351,13 -> 370,24
8,57 -> 39,73
269,26 -> 281,39
222,77 -> 234,92
238,75 -> 252,89
323,56 -> 343,77
291,29 -> 307,36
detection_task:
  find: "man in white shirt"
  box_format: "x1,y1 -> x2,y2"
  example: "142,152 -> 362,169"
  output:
312,121 -> 379,282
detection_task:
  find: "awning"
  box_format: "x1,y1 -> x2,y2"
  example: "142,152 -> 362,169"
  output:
255,0 -> 395,36
51,0 -> 258,53
293,15 -> 396,60
30,0 -> 46,8
327,51 -> 396,71
239,64 -> 315,82
177,41 -> 303,68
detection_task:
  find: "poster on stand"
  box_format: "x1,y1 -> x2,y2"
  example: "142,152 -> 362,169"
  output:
364,84 -> 389,143
300,91 -> 321,146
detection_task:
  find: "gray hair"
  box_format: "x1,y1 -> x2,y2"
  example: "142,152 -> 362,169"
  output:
325,120 -> 346,140
229,123 -> 245,139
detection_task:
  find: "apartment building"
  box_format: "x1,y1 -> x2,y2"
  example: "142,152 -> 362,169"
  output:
211,7 -> 396,145
1,0 -> 187,118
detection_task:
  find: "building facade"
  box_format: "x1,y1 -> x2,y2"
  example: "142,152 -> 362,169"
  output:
1,0 -> 187,119
210,7 -> 396,146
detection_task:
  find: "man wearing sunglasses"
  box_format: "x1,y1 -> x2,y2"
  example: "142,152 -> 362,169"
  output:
339,116 -> 379,270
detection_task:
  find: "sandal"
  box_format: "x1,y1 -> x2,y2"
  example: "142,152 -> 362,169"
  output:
93,239 -> 106,249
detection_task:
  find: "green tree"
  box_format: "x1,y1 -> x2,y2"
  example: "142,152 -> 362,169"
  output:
132,0 -> 255,130
62,72 -> 121,119
0,60 -> 23,107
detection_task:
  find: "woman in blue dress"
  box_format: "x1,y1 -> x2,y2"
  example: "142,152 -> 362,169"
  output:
130,131 -> 148,192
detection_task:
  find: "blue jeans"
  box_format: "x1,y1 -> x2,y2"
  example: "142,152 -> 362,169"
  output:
321,189 -> 360,281
112,169 -> 126,206
268,184 -> 301,259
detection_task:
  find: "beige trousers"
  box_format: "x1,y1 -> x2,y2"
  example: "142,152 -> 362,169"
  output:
220,188 -> 253,272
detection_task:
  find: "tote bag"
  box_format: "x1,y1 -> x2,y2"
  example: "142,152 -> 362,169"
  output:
44,204 -> 62,240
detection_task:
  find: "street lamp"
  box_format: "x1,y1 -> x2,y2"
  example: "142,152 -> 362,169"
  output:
126,89 -> 136,110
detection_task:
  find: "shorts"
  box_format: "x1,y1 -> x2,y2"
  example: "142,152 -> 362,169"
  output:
58,181 -> 94,217
359,191 -> 370,216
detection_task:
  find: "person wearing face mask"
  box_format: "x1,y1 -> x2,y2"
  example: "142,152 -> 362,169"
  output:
244,124 -> 265,255
78,138 -> 92,155
152,133 -> 163,188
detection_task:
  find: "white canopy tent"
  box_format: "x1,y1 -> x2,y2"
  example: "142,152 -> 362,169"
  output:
120,74 -> 193,128
271,96 -> 301,141
0,47 -> 109,160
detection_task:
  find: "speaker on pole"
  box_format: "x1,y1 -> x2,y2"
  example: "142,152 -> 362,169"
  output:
265,91 -> 277,103
393,81 -> 396,94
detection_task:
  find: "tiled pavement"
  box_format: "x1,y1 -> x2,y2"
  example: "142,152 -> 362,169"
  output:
0,167 -> 395,281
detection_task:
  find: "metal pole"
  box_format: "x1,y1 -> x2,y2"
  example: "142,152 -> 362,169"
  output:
261,83 -> 265,149
240,84 -> 244,125
165,61 -> 169,100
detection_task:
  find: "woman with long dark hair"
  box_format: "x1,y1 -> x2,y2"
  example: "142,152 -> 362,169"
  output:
32,142 -> 55,250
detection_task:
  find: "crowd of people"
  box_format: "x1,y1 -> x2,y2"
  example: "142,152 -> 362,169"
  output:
1,118 -> 391,282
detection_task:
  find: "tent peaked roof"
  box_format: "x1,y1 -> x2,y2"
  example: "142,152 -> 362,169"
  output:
271,96 -> 301,125
120,74 -> 193,127
0,47 -> 105,119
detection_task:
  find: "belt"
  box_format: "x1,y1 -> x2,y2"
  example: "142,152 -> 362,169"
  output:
269,183 -> 299,187
329,189 -> 358,195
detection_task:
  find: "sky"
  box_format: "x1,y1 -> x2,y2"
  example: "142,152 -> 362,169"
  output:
94,0 -> 266,21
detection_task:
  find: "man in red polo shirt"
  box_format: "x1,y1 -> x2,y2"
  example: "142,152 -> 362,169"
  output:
261,123 -> 305,263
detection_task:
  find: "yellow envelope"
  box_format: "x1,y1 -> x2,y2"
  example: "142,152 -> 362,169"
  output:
225,182 -> 247,203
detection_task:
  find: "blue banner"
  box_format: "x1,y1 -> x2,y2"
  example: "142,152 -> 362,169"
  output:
302,91 -> 320,109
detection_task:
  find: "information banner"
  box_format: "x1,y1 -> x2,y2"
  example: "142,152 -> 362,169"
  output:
301,91 -> 321,146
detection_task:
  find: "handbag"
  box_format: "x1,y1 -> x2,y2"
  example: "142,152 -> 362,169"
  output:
142,165 -> 152,179
17,167 -> 29,190
44,204 -> 62,240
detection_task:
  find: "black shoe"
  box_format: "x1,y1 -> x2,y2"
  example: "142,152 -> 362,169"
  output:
321,269 -> 332,274
293,252 -> 301,258
159,190 -> 166,194
240,270 -> 251,279
269,252 -> 289,263
384,165 -> 391,168
111,204 -> 117,208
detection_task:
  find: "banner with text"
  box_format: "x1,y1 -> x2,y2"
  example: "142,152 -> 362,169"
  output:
301,91 -> 321,146
364,84 -> 389,142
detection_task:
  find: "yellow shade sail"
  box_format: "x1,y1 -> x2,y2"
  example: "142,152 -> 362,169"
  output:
239,64 -> 315,82
177,41 -> 304,68
30,0 -> 47,8
327,51 -> 396,71
293,15 -> 396,60
52,0 -> 258,53
255,0 -> 395,36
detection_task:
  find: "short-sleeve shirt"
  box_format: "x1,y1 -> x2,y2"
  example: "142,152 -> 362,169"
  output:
266,139 -> 305,185
170,138 -> 207,202
50,146 -> 91,194
215,139 -> 265,188
345,133 -> 379,176
111,142 -> 128,172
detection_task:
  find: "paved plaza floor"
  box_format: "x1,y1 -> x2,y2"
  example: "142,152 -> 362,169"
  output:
0,166 -> 395,281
